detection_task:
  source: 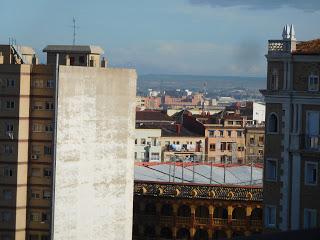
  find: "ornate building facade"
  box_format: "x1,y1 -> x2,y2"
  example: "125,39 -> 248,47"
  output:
133,181 -> 263,240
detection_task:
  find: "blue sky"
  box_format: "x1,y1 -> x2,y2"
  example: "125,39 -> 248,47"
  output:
1,0 -> 320,76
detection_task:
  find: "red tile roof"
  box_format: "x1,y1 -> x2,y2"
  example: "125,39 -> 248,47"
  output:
294,39 -> 320,55
136,110 -> 173,122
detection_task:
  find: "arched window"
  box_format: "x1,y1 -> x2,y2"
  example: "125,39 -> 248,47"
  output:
268,113 -> 278,133
270,69 -> 279,90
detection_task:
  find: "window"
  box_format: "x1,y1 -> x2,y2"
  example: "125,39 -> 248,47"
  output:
227,130 -> 232,137
308,74 -> 319,91
265,206 -> 276,228
5,101 -> 14,109
304,209 -> 317,229
208,143 -> 215,151
1,235 -> 11,240
30,212 -> 40,222
6,79 -> 15,87
150,153 -> 160,161
220,142 -> 226,151
4,145 -> 13,154
32,145 -> 41,155
44,146 -> 52,155
270,69 -> 278,90
141,138 -> 146,145
237,131 -> 243,137
47,80 -> 54,88
3,190 -> 12,200
0,211 -> 12,222
266,159 -> 277,181
31,191 -> 41,199
79,56 -> 85,64
43,168 -> 52,177
45,124 -> 53,132
32,123 -> 43,132
29,235 -> 39,240
209,130 -> 215,137
31,168 -> 41,177
135,139 -> 137,144
268,113 -> 278,133
41,235 -> 50,240
250,136 -> 255,145
45,102 -> 54,110
43,190 -> 51,200
33,80 -> 43,88
258,136 -> 264,143
134,152 -> 137,160
3,168 -> 13,177
5,123 -> 14,133
305,162 -> 317,185
228,121 -> 233,125
33,102 -> 43,110
41,212 -> 49,222
219,130 -> 224,137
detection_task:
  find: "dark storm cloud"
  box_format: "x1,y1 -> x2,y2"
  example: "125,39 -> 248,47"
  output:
188,0 -> 320,11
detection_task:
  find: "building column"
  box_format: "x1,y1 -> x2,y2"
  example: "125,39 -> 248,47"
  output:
209,205 -> 215,226
191,205 -> 196,227
172,226 -> 177,240
227,206 -> 234,224
208,229 -> 213,239
190,227 -> 196,240
246,206 -> 253,226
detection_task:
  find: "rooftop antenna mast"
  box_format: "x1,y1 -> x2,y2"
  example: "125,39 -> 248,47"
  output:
72,17 -> 78,45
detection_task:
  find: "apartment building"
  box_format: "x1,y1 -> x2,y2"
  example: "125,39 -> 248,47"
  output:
135,127 -> 162,162
245,126 -> 265,163
204,113 -> 246,164
262,25 -> 320,231
0,44 -> 136,240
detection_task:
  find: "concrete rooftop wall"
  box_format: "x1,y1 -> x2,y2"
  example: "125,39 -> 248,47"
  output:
53,66 -> 137,240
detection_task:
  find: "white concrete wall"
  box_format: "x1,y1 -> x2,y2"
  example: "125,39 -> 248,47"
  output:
253,102 -> 266,124
53,66 -> 137,240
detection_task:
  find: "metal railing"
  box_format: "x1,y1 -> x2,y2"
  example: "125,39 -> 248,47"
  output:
304,135 -> 320,151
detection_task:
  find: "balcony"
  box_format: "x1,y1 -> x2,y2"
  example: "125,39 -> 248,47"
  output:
195,217 -> 210,225
213,218 -> 227,226
268,40 -> 291,53
299,135 -> 320,152
231,219 -> 247,226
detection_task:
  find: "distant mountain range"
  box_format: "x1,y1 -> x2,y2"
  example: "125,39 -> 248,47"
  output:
137,74 -> 266,93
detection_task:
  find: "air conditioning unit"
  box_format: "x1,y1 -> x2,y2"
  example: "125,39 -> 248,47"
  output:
31,155 -> 38,160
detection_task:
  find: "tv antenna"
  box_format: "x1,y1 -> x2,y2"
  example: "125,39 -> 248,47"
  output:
71,17 -> 79,45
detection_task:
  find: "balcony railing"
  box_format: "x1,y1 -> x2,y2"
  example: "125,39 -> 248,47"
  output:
304,135 -> 320,151
195,217 -> 210,225
213,218 -> 227,225
231,219 -> 247,226
176,216 -> 191,224
268,40 -> 291,53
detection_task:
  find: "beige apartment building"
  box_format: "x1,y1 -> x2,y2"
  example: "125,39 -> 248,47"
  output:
245,126 -> 265,163
262,25 -> 320,231
0,44 -> 137,240
204,114 -> 246,164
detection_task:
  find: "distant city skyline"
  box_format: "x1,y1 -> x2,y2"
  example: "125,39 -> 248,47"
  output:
1,0 -> 320,76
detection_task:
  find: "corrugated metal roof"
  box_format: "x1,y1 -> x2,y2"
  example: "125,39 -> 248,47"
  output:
134,163 -> 263,187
